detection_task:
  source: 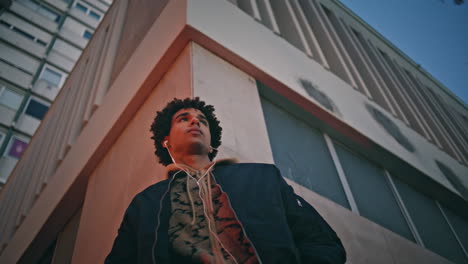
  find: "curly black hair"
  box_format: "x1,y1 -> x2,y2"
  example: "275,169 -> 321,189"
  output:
150,97 -> 222,166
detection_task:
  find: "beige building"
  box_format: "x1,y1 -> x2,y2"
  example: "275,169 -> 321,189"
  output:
0,0 -> 467,263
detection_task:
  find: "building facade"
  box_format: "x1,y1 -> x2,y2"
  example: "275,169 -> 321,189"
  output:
0,0 -> 112,184
0,0 -> 467,263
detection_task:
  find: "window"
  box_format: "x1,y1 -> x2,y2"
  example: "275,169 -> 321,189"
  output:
0,87 -> 23,110
0,20 -> 48,46
25,99 -> 49,120
40,67 -> 63,88
7,137 -> 28,159
75,2 -> 88,13
89,10 -> 101,20
37,5 -> 61,23
260,96 -> 350,209
37,39 -> 47,46
441,205 -> 468,254
393,178 -> 467,263
334,144 -> 415,242
83,29 -> 93,40
18,0 -> 62,23
0,20 -> 10,28
74,2 -> 102,21
12,27 -> 35,41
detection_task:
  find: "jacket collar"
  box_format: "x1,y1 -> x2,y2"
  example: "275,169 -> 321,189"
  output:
165,158 -> 238,179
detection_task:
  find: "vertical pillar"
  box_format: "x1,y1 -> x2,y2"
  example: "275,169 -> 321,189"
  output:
191,43 -> 274,163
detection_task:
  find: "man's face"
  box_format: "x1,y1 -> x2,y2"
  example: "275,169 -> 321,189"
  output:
165,108 -> 211,156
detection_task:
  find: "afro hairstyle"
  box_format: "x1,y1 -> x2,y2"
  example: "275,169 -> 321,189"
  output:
150,97 -> 222,166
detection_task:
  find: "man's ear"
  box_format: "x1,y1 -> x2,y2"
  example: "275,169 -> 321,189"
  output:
162,136 -> 169,148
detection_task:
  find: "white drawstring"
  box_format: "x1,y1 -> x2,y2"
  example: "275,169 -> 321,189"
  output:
191,170 -> 239,264
186,161 -> 217,226
154,144 -> 237,263
152,155 -> 215,264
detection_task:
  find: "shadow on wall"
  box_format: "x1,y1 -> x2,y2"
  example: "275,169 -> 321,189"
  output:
364,103 -> 415,153
298,78 -> 342,118
435,160 -> 468,201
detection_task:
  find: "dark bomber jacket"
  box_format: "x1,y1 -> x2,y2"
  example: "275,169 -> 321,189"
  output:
105,162 -> 346,263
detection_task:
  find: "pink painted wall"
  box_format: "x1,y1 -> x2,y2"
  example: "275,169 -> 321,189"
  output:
72,45 -> 192,264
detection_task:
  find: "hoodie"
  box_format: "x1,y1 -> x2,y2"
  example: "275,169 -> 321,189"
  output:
167,160 -> 258,263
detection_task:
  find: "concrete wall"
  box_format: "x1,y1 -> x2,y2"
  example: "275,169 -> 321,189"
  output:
186,0 -> 468,207
108,0 -> 170,85
190,43 -> 453,263
192,43 -> 274,164
289,179 -> 451,264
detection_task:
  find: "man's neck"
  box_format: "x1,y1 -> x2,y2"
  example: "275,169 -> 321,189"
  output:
176,155 -> 212,170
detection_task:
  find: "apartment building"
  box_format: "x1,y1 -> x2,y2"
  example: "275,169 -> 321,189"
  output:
0,0 -> 467,263
0,0 -> 112,184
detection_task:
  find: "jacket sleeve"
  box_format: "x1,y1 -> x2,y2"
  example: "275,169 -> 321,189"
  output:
276,167 -> 347,264
104,200 -> 138,264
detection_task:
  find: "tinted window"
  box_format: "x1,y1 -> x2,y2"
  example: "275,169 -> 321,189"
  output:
75,3 -> 87,13
335,144 -> 415,241
89,10 -> 101,20
261,97 -> 350,209
83,30 -> 93,40
441,205 -> 468,256
25,99 -> 48,120
393,178 -> 466,263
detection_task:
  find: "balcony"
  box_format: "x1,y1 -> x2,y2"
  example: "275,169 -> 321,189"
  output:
10,2 -> 59,33
0,61 -> 33,88
0,27 -> 47,59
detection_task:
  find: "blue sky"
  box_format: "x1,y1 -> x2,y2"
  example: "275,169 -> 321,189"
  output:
338,0 -> 468,105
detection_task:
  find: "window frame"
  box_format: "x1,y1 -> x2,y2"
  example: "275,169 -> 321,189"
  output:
22,96 -> 50,121
38,65 -> 65,89
74,1 -> 103,21
74,2 -> 88,13
17,0 -> 62,23
0,19 -> 48,47
0,130 -> 6,147
3,134 -> 29,160
0,85 -> 24,111
82,29 -> 93,40
88,10 -> 101,20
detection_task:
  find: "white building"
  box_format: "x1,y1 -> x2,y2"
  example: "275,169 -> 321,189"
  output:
0,0 -> 112,184
0,0 -> 467,263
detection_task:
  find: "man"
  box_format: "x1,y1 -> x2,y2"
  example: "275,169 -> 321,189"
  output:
105,97 -> 346,263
